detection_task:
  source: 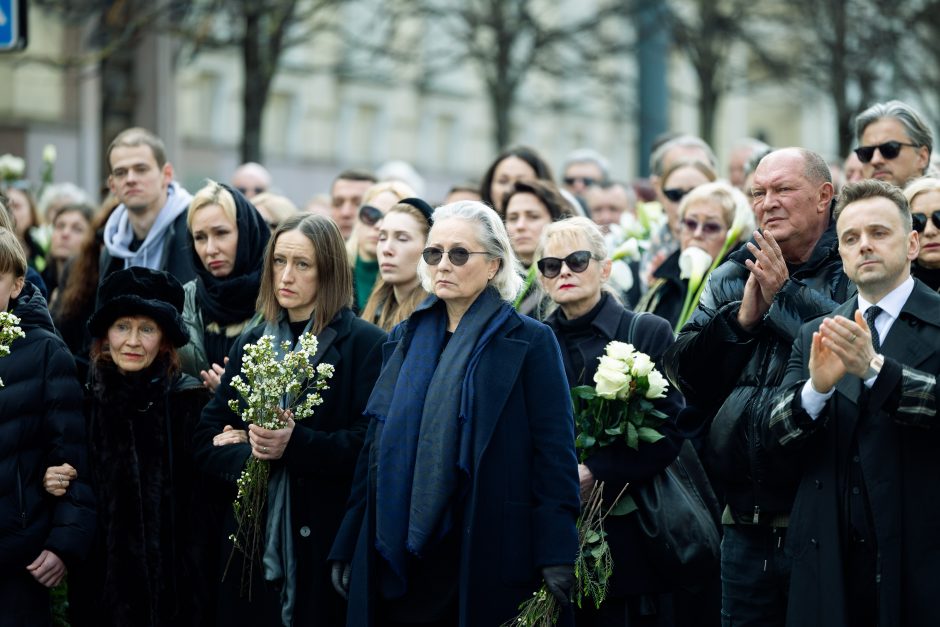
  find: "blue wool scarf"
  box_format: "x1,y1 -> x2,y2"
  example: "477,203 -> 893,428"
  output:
368,287 -> 512,597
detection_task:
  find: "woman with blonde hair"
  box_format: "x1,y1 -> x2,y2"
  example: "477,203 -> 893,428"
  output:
903,176 -> 940,291
361,198 -> 433,331
347,180 -> 416,312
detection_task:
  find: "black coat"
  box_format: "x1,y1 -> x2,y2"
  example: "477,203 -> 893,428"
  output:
635,248 -> 686,329
329,307 -> 580,627
765,281 -> 940,627
545,294 -> 685,596
0,283 -> 95,571
194,308 -> 385,627
664,224 -> 854,520
69,363 -> 210,627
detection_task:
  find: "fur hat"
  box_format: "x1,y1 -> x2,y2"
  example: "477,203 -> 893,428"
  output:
88,267 -> 190,347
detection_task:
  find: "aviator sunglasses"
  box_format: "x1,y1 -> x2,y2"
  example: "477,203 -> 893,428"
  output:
422,247 -> 489,266
358,204 -> 384,226
536,250 -> 598,279
681,217 -> 724,236
912,212 -> 940,233
854,141 -> 920,163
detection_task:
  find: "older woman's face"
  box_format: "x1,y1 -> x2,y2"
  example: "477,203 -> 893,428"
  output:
192,203 -> 239,278
108,315 -> 163,373
377,212 -> 425,287
911,190 -> 940,269
505,192 -> 552,264
6,188 -> 33,237
491,156 -> 537,212
272,229 -> 319,322
539,233 -> 608,317
679,199 -> 729,261
425,217 -> 499,311
660,166 -> 712,235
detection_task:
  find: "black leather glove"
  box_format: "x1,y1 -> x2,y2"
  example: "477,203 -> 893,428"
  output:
331,561 -> 351,600
541,564 -> 574,606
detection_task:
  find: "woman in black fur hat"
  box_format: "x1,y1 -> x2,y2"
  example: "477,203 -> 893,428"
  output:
62,266 -> 211,627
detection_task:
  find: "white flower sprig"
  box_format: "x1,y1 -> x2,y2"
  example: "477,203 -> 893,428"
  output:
224,331 -> 334,596
0,154 -> 25,183
0,311 -> 25,387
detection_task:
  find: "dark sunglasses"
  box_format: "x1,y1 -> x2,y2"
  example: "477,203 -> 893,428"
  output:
236,186 -> 266,196
563,176 -> 598,187
536,250 -> 597,278
422,246 -> 489,266
912,212 -> 940,232
358,204 -> 384,226
681,218 -> 724,236
854,141 -> 919,163
663,188 -> 693,203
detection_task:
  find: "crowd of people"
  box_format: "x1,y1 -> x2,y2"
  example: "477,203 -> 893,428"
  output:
1,97 -> 939,627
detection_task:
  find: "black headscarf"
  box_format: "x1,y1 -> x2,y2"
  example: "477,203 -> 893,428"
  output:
189,184 -> 271,326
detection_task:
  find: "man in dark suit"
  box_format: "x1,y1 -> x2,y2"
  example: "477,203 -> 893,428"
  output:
766,178 -> 940,627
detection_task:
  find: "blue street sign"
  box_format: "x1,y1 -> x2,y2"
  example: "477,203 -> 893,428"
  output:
0,0 -> 27,52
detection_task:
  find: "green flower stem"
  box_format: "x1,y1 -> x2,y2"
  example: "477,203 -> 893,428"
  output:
513,265 -> 538,310
674,228 -> 740,334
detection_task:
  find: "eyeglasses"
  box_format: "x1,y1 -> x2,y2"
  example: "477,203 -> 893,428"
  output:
681,217 -> 724,236
536,250 -> 597,278
912,212 -> 940,232
422,246 -> 489,266
236,186 -> 266,196
563,176 -> 598,188
663,188 -> 693,203
854,141 -> 920,163
358,205 -> 384,226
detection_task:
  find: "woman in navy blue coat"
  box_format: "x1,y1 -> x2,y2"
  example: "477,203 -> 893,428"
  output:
329,200 -> 580,627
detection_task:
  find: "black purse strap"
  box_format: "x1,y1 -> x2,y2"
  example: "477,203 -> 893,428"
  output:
619,310 -> 650,345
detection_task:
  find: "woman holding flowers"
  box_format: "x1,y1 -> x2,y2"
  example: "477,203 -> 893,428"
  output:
636,181 -> 754,330
194,214 -> 386,627
64,267 -> 210,627
178,181 -> 270,391
538,217 -> 686,627
329,200 -> 580,627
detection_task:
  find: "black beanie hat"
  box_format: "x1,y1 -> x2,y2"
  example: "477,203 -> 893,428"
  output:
398,197 -> 434,227
88,267 -> 190,347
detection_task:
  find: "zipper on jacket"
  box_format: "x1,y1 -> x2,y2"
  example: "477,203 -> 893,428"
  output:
752,505 -> 760,524
16,461 -> 26,529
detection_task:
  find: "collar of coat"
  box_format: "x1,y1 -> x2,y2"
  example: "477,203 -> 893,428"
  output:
728,218 -> 840,276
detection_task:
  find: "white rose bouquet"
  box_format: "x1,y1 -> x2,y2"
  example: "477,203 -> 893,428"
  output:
0,311 -> 25,387
574,340 -> 669,457
225,332 -> 334,586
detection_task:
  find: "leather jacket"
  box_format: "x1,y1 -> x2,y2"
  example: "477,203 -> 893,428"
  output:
664,222 -> 854,521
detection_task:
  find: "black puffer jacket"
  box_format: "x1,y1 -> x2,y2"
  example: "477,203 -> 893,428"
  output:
663,223 -> 854,520
0,282 -> 95,570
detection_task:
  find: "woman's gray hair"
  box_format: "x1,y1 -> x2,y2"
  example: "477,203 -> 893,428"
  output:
856,100 -> 934,159
418,200 -> 524,302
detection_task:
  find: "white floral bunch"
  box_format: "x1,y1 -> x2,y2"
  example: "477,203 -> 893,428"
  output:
0,311 -> 25,387
227,332 -> 333,429
224,331 -> 334,593
0,154 -> 25,183
573,340 -> 669,456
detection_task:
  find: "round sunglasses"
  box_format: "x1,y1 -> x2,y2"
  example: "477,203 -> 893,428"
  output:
854,141 -> 920,163
422,246 -> 489,266
912,212 -> 940,233
358,204 -> 384,226
536,250 -> 598,278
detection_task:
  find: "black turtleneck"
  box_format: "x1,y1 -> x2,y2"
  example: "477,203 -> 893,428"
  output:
554,292 -> 609,386
913,263 -> 940,292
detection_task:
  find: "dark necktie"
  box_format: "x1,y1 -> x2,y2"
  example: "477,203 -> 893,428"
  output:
865,305 -> 882,352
